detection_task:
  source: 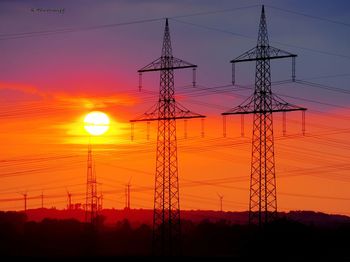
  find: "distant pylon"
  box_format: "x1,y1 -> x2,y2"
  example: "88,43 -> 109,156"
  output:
67,191 -> 72,210
22,193 -> 27,212
130,18 -> 205,255
41,191 -> 44,209
222,5 -> 306,226
98,193 -> 103,211
125,182 -> 131,210
85,141 -> 98,224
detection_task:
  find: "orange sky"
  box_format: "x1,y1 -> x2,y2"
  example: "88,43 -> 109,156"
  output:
0,1 -> 350,216
0,83 -> 349,215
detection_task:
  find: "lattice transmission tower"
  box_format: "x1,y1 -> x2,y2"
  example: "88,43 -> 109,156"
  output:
222,6 -> 306,226
85,142 -> 98,224
130,18 -> 205,255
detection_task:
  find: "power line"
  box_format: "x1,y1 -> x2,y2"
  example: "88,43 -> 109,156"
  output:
0,5 -> 259,40
276,91 -> 349,109
266,5 -> 350,28
295,80 -> 350,95
172,4 -> 259,19
0,17 -> 164,40
302,73 -> 350,81
170,18 -> 350,60
1,4 -> 348,63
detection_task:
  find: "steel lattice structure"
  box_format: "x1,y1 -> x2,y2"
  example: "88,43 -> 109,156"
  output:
222,6 -> 306,226
130,18 -> 205,255
85,142 -> 98,224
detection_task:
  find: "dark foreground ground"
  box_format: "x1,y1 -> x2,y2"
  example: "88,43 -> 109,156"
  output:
0,211 -> 350,260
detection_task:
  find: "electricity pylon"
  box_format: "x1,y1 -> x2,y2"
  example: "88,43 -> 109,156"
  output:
125,180 -> 131,210
217,193 -> 224,212
85,141 -> 98,224
222,6 -> 306,226
41,191 -> 44,209
22,193 -> 27,212
67,190 -> 72,210
130,18 -> 205,255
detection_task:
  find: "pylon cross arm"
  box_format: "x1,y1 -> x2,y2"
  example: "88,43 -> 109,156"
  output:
222,94 -> 306,116
230,46 -> 296,64
270,94 -> 307,112
130,101 -> 205,122
138,56 -> 197,73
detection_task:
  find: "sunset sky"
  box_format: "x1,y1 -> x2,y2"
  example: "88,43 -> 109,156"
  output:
0,0 -> 350,215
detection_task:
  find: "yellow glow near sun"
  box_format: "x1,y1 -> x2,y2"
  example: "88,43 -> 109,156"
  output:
84,111 -> 110,136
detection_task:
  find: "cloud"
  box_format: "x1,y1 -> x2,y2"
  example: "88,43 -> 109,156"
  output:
53,92 -> 138,110
0,81 -> 139,108
0,82 -> 47,101
0,83 -> 45,97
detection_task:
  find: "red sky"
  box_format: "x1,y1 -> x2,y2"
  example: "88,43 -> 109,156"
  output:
0,0 -> 350,215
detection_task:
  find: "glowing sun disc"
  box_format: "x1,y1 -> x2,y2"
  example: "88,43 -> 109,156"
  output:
84,111 -> 110,136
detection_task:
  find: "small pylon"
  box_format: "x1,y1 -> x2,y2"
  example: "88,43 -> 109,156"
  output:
125,182 -> 131,210
67,190 -> 72,210
85,141 -> 98,224
41,191 -> 44,209
22,193 -> 27,212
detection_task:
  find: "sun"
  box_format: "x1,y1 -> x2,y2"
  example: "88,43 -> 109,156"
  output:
84,111 -> 110,136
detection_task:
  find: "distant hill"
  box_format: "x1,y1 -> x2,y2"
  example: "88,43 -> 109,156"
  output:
283,210 -> 350,227
23,208 -> 350,227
